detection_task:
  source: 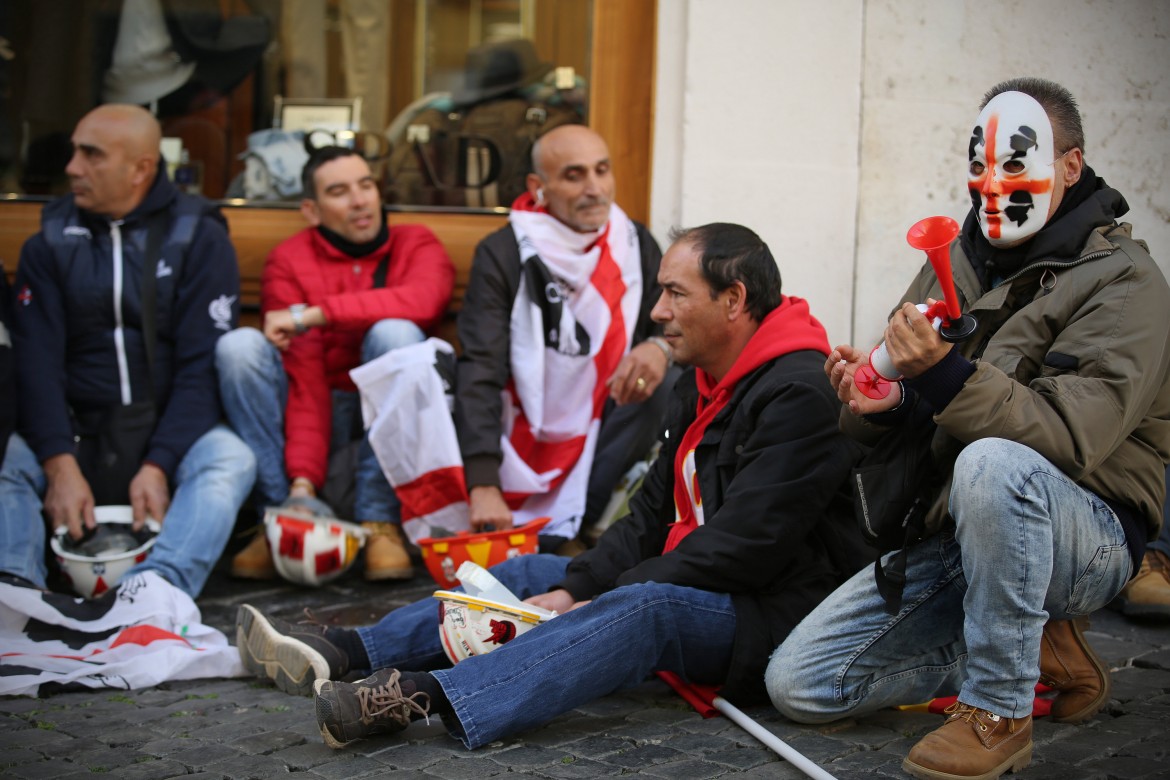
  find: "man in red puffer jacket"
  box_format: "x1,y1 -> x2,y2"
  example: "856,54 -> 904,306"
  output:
217,146 -> 454,582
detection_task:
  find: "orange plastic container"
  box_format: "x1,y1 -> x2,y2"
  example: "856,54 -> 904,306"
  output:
417,517 -> 551,588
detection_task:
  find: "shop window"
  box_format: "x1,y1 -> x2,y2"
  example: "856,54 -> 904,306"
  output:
0,0 -> 593,210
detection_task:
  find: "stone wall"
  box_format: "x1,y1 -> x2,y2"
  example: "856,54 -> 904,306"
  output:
653,0 -> 1170,346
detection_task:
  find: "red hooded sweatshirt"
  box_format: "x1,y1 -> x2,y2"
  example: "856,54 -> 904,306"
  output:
665,295 -> 829,552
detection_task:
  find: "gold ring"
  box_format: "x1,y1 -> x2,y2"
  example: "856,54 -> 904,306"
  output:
635,377 -> 647,389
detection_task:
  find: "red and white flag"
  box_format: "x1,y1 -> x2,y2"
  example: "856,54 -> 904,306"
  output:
353,338 -> 471,543
356,197 -> 642,542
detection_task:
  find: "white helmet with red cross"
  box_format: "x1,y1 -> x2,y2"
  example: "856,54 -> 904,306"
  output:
263,503 -> 367,586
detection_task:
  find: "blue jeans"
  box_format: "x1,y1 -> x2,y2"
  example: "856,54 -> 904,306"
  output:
215,320 -> 423,522
0,426 -> 254,598
766,437 -> 1132,723
356,554 -> 737,749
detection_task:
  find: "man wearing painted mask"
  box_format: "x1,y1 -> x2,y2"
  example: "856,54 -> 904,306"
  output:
216,146 -> 454,581
767,77 -> 1170,780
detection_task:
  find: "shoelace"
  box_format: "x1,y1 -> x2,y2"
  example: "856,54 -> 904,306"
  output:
288,609 -> 350,678
943,702 -> 1017,733
269,608 -> 331,638
359,670 -> 432,726
298,607 -> 328,628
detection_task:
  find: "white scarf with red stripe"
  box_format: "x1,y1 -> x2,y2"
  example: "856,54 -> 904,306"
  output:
354,199 -> 641,542
501,195 -> 641,538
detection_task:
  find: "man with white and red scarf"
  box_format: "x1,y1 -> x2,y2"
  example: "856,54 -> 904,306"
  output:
234,223 -> 868,751
453,124 -> 674,551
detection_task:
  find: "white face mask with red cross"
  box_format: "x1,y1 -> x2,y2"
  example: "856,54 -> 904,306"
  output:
967,91 -> 1056,247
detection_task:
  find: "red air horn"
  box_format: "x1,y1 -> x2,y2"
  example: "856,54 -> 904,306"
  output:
854,216 -> 978,400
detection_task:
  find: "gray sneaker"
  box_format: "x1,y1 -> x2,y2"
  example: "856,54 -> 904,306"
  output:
314,668 -> 431,749
236,604 -> 350,696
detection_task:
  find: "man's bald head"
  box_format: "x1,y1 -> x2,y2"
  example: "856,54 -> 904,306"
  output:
530,124 -> 605,180
89,104 -> 162,159
527,125 -> 615,233
66,104 -> 162,219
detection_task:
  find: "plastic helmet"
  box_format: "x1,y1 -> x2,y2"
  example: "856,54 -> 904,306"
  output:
417,517 -> 550,589
263,504 -> 367,586
51,505 -> 160,599
433,561 -> 556,664
434,590 -> 553,664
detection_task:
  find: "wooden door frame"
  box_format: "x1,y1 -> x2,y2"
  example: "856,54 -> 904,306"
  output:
591,0 -> 657,225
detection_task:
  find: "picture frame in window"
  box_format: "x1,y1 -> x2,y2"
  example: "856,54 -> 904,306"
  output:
274,96 -> 363,134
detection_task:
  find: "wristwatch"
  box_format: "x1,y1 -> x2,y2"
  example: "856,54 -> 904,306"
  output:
647,336 -> 674,368
289,303 -> 309,334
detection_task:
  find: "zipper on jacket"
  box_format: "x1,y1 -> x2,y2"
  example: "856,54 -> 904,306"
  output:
966,247 -> 1116,360
997,248 -> 1115,287
110,220 -> 132,405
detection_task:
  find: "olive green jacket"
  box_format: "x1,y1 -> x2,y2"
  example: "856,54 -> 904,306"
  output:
846,221 -> 1170,541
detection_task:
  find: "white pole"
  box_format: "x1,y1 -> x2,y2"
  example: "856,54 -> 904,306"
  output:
712,697 -> 840,780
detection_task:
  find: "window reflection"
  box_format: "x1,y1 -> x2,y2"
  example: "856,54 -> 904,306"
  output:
0,0 -> 592,208
383,35 -> 586,209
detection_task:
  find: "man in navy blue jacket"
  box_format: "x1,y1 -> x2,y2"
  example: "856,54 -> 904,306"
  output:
0,268 -> 13,469
0,104 -> 255,598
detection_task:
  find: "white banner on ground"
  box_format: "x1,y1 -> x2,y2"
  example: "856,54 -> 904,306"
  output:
0,571 -> 244,696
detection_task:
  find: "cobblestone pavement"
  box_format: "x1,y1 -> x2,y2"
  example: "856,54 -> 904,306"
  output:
2,552 -> 1168,780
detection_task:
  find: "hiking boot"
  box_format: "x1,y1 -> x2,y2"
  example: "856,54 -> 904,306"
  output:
904,702 -> 1032,780
314,668 -> 431,749
230,533 -> 276,580
1112,549 -> 1170,619
236,604 -> 350,696
361,522 -> 414,580
1039,616 -> 1110,723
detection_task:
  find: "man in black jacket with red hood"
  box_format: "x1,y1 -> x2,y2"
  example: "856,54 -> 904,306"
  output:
236,222 -> 866,750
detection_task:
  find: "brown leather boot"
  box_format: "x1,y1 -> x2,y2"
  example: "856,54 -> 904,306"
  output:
361,522 -> 414,581
231,532 -> 277,580
903,702 -> 1032,780
1038,616 -> 1110,723
1113,549 -> 1170,618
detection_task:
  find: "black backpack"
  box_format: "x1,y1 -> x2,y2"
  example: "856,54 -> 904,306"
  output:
850,396 -> 939,613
